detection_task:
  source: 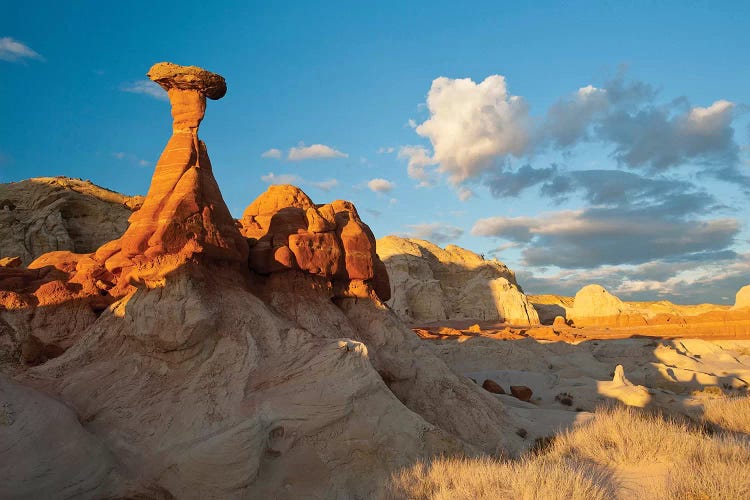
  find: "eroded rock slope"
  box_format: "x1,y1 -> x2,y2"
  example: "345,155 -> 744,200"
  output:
377,236 -> 539,325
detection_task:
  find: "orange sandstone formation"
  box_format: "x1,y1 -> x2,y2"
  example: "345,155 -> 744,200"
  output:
96,62 -> 247,290
240,184 -> 390,301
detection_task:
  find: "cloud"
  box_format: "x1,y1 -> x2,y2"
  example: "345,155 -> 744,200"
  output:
261,148 -> 282,159
541,85 -> 609,147
377,146 -> 395,154
407,223 -> 464,244
412,75 -> 531,184
288,143 -> 347,161
309,179 -> 339,191
597,99 -> 737,170
472,208 -> 740,268
0,37 -> 43,62
517,253 -> 750,304
399,145 -> 438,186
485,164 -> 558,198
121,80 -> 168,101
367,178 -> 395,193
405,71 -> 741,189
113,151 -> 151,167
261,172 -> 338,191
457,187 -> 474,201
261,172 -> 302,185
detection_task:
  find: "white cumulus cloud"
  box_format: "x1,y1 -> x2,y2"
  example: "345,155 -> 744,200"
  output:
367,178 -> 394,193
413,75 -> 531,184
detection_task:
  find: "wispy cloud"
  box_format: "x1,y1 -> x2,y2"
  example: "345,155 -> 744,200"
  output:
309,179 -> 339,191
261,171 -> 339,192
0,37 -> 43,63
113,151 -> 152,167
261,172 -> 302,184
406,222 -> 464,244
121,80 -> 168,101
261,148 -> 282,159
288,143 -> 347,161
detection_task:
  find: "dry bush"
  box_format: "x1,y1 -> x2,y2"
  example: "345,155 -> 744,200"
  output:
389,406 -> 750,500
702,394 -> 750,435
387,456 -> 616,500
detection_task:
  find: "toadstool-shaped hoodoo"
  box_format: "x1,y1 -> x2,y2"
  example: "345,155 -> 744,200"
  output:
97,62 -> 248,288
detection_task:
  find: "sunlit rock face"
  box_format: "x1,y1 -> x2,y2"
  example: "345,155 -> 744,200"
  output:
97,62 -> 248,292
734,285 -> 750,309
377,235 -> 539,325
0,177 -> 142,264
568,284 -> 750,335
240,184 -> 391,301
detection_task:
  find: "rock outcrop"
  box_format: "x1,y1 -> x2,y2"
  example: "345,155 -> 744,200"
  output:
377,236 -> 538,325
0,177 -> 142,264
734,285 -> 750,309
95,62 -> 248,293
567,284 -> 750,336
240,184 -> 390,301
0,62 -> 528,498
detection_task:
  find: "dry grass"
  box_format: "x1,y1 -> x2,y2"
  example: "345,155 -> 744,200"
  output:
387,456 -> 616,500
703,394 -> 750,435
389,406 -> 750,500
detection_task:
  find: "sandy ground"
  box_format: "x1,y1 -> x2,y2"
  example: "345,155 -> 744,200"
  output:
414,322 -> 750,446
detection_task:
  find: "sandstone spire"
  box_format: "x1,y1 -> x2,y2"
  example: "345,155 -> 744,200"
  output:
97,62 -> 248,286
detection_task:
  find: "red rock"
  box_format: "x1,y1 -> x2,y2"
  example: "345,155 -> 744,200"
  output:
240,185 -> 390,301
482,379 -> 505,394
510,385 -> 533,401
101,62 -> 248,290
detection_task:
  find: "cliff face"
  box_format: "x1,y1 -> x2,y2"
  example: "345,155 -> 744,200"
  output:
377,235 -> 539,325
0,177 -> 142,264
0,62 -> 526,499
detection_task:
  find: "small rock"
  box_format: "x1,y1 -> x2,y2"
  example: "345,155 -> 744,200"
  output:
552,316 -> 568,328
510,385 -> 533,401
482,379 -> 505,394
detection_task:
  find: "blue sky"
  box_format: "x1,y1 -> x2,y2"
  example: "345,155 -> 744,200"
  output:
2,1 -> 748,303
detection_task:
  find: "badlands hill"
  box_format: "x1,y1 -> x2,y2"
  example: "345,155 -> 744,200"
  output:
0,177 -> 142,264
377,236 -> 539,325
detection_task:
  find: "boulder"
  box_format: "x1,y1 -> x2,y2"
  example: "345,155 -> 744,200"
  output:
510,385 -> 533,402
482,379 -> 505,394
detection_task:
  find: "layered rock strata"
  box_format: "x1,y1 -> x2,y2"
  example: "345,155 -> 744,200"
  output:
0,177 -> 142,264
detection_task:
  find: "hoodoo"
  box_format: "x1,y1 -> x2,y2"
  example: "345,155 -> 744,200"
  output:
96,62 -> 248,291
